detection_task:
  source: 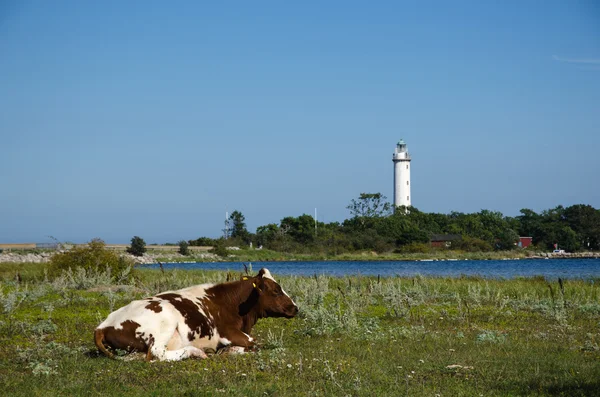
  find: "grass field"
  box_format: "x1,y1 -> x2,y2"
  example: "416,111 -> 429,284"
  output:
1,263 -> 599,396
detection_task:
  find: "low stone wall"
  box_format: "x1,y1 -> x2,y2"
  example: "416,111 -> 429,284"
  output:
530,252 -> 600,259
0,251 -> 220,265
0,252 -> 54,263
2,250 -> 598,265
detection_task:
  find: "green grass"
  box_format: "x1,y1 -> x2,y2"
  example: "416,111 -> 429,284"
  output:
1,263 -> 599,396
0,262 -> 51,282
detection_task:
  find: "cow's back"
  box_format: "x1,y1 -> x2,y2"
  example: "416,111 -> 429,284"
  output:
96,284 -> 222,354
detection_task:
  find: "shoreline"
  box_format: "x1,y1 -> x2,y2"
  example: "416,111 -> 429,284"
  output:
1,250 -> 599,265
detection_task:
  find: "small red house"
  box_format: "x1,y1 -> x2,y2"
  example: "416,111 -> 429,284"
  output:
518,237 -> 533,248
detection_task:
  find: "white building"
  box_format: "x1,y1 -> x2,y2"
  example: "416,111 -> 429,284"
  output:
392,140 -> 411,208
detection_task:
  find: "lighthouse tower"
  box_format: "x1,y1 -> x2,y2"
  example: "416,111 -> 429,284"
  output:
392,139 -> 411,208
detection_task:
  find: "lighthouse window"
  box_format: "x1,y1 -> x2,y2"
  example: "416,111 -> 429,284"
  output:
407,196 -> 410,201
406,165 -> 409,170
407,181 -> 409,185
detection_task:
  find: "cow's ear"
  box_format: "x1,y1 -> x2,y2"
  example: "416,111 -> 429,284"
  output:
257,268 -> 274,280
252,277 -> 265,295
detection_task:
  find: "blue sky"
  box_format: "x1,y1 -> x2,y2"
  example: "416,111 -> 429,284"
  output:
1,1 -> 599,244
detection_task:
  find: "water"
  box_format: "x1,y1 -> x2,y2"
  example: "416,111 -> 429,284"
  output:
140,258 -> 600,279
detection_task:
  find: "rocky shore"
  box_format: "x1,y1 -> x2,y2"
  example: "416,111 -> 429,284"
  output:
1,250 -> 599,264
529,252 -> 600,259
0,251 -> 221,265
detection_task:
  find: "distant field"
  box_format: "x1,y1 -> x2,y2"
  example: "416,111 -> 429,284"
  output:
0,243 -> 37,250
0,243 -> 212,252
102,244 -> 212,252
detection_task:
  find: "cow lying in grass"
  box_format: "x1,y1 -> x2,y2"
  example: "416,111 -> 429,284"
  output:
94,268 -> 298,361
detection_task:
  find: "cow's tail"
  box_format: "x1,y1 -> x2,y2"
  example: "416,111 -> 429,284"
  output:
94,328 -> 117,360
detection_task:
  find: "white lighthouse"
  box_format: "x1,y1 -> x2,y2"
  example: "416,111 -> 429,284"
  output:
392,139 -> 411,208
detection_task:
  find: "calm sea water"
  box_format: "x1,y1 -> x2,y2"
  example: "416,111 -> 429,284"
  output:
140,258 -> 600,279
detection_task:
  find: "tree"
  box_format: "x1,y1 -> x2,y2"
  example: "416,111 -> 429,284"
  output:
127,236 -> 146,256
405,207 -> 442,235
229,210 -> 250,242
477,210 -> 519,250
517,209 -> 541,236
280,214 -> 317,244
376,211 -> 429,247
346,193 -> 392,230
563,204 -> 600,250
178,240 -> 190,256
524,206 -> 582,251
256,223 -> 279,247
347,193 -> 392,218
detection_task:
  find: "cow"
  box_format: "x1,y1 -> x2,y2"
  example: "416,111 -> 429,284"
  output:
94,268 -> 298,361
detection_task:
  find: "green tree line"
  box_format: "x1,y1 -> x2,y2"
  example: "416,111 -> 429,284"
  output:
188,193 -> 600,254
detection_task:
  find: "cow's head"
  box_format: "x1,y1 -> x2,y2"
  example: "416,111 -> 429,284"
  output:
252,268 -> 298,318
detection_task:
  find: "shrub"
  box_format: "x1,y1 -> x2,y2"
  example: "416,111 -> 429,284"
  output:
51,266 -> 133,289
476,330 -> 507,344
398,242 -> 431,253
178,240 -> 190,256
49,239 -> 134,281
210,239 -> 229,258
189,237 -> 215,246
452,236 -> 493,252
127,236 -> 146,256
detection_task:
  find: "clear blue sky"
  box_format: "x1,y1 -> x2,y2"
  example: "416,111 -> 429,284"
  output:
1,1 -> 599,244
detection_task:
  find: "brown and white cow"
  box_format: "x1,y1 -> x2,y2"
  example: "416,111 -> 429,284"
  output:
94,268 -> 298,361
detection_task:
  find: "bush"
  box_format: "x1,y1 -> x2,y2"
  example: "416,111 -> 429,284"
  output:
189,237 -> 215,246
127,236 -> 146,257
178,240 -> 190,256
452,236 -> 493,252
397,242 -> 431,253
49,239 -> 134,280
210,239 -> 229,258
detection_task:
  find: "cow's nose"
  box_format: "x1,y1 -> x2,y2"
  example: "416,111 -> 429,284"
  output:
292,305 -> 299,315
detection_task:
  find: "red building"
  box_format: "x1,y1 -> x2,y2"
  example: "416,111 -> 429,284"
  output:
518,237 -> 533,248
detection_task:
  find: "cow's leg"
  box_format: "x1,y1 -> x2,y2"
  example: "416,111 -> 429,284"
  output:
149,327 -> 207,361
219,346 -> 246,355
152,344 -> 207,361
219,330 -> 255,354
